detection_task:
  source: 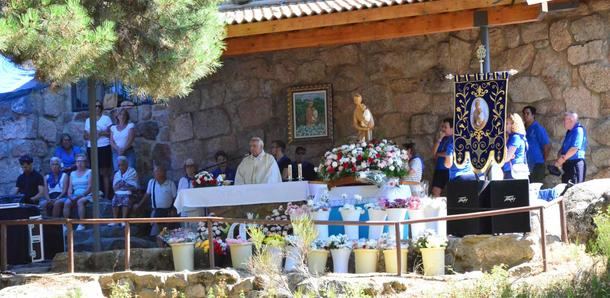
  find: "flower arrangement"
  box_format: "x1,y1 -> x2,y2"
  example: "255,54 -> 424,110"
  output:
158,228 -> 198,244
416,230 -> 448,249
196,239 -> 228,256
262,205 -> 291,237
377,233 -> 409,250
353,238 -> 379,250
327,234 -> 352,250
196,213 -> 228,241
307,198 -> 330,212
338,203 -> 365,215
285,202 -> 310,219
406,196 -> 422,210
364,202 -> 383,210
378,198 -> 409,209
311,239 -> 329,250
316,139 -> 409,181
193,170 -> 218,188
263,234 -> 286,248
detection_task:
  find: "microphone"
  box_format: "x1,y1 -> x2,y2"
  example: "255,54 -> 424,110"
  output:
198,152 -> 250,172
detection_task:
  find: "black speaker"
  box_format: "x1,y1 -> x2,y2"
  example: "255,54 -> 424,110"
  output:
447,180 -> 491,236
447,208 -> 492,236
482,179 -> 531,233
0,205 -> 40,265
43,224 -> 65,260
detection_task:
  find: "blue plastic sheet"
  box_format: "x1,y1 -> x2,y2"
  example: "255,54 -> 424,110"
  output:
0,55 -> 46,100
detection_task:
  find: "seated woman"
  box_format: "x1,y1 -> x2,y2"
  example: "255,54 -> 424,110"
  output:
60,154 -> 93,231
110,156 -> 138,227
503,113 -> 529,179
41,157 -> 69,217
402,142 -> 425,195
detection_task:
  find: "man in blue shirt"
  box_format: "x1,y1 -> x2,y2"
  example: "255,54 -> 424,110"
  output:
444,137 -> 476,181
522,106 -> 551,183
431,118 -> 454,197
554,112 -> 587,184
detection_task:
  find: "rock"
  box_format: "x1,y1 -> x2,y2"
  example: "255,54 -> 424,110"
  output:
215,268 -> 240,285
563,179 -> 610,243
136,121 -> 160,140
136,288 -> 158,298
11,96 -> 33,115
170,89 -> 202,114
503,26 -> 521,49
165,273 -> 188,289
193,108 -> 231,139
567,40 -> 607,65
592,119 -> 610,146
570,15 -> 606,42
563,86 -> 600,118
170,139 -> 205,170
0,115 -> 37,140
410,114 -> 438,135
38,117 -> 57,142
186,284 -> 207,298
43,92 -> 65,117
494,44 -> 535,72
170,113 -> 194,142
592,148 -> 610,168
333,65 -> 366,92
0,276 -> 104,298
593,168 -> 610,179
132,273 -> 164,289
531,48 -> 571,85
510,77 -> 551,103
549,19 -> 573,52
0,141 -> 8,159
10,139 -> 48,158
379,113 -> 408,139
237,98 -> 272,129
320,45 -> 360,67
449,36 -> 473,72
579,63 -> 610,93
152,143 -> 171,169
230,278 -> 254,297
295,60 -> 326,83
138,104 -> 152,121
520,22 -> 548,44
447,234 -> 535,272
200,85 -> 226,110
393,92 -> 431,114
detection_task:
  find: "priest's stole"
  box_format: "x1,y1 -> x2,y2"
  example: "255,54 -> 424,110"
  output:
453,72 -> 510,173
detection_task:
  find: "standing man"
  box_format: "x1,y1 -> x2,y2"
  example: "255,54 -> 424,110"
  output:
431,118 -> 454,197
271,140 -> 292,180
555,112 -> 587,184
235,137 -> 282,185
522,106 -> 551,183
133,164 -> 177,238
15,155 -> 45,205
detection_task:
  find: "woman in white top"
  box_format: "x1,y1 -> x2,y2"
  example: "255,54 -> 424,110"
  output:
63,154 -> 93,231
42,157 -> 69,217
403,142 -> 425,196
84,102 -> 113,199
110,108 -> 136,172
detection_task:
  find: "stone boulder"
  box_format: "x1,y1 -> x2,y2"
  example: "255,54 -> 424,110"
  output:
447,234 -> 535,272
563,179 -> 610,243
52,248 -> 174,272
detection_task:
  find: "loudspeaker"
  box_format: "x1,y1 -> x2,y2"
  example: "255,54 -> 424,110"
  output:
447,208 -> 492,236
481,179 -> 531,233
0,205 -> 40,265
447,180 -> 491,236
43,224 -> 65,260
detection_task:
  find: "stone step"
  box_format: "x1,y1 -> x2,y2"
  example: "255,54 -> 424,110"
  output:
73,224 -> 145,241
74,236 -> 157,252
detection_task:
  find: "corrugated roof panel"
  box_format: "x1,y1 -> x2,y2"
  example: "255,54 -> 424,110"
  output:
299,3 -> 313,15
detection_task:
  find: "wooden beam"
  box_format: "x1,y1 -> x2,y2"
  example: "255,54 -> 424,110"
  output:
224,3 -> 543,56
226,0 -> 528,38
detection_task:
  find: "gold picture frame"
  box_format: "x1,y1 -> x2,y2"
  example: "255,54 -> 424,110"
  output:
287,84 -> 333,144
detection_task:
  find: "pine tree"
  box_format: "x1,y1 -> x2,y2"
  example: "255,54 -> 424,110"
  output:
0,0 -> 225,100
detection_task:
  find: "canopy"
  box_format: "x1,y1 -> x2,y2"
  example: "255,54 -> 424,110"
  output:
0,55 -> 47,100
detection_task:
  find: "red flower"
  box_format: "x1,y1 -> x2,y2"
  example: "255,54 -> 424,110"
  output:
328,167 -> 335,174
368,157 -> 374,163
357,155 -> 363,161
352,166 -> 357,172
337,152 -> 343,159
343,162 -> 349,168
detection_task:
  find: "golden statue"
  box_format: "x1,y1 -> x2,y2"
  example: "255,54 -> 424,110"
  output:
352,93 -> 375,142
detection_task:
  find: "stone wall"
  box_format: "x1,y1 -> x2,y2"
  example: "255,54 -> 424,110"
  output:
0,2 -> 608,193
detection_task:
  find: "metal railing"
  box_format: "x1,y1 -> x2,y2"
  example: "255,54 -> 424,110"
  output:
0,197 -> 567,276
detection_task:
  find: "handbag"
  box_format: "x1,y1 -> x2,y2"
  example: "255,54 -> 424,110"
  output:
510,163 -> 530,180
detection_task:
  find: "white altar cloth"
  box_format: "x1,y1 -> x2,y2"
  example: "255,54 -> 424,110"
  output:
174,181 -> 310,213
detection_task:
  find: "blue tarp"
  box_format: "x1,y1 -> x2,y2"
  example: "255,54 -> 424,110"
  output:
0,54 -> 47,101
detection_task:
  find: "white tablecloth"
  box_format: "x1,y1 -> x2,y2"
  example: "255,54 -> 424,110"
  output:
174,181 -> 311,213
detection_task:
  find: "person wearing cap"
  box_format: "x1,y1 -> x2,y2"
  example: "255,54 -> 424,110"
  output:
109,156 -> 139,227
555,112 -> 588,184
84,101 -> 114,199
14,155 -> 45,205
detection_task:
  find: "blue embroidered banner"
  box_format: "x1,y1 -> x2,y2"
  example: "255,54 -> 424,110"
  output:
453,72 -> 510,173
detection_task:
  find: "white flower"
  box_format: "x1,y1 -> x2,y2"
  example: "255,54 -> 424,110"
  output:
389,165 -> 395,171
351,157 -> 357,163
361,142 -> 367,147
354,194 -> 363,202
332,161 -> 338,168
351,149 -> 357,156
314,167 -> 319,172
349,144 -> 356,150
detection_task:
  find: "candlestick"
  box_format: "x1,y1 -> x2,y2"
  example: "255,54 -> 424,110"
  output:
287,164 -> 293,181
298,163 -> 303,181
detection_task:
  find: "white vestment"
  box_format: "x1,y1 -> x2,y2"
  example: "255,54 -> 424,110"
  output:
234,151 -> 282,185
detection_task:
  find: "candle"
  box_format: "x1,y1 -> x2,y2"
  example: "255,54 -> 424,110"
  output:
298,163 -> 303,180
287,164 -> 293,181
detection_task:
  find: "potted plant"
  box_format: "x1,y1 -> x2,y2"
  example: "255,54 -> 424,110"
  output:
263,234 -> 285,271
364,202 -> 387,240
226,237 -> 252,270
307,239 -> 329,275
378,234 -> 408,274
158,228 -> 198,271
196,238 -> 229,267
406,196 -> 426,239
328,234 -> 352,273
308,195 -> 331,240
379,198 -> 409,240
416,230 -> 448,276
339,203 -> 364,240
284,235 -> 301,272
353,238 -> 379,273
422,197 -> 447,237
285,202 -> 310,221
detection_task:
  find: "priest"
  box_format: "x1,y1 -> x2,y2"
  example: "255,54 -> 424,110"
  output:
234,137 -> 282,185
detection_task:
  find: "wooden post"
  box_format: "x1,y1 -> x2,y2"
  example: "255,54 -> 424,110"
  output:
124,223 -> 131,271
394,222 -> 402,277
87,80 -> 101,252
559,199 -> 568,242
67,222 -> 74,273
208,220 -> 215,268
1,224 -> 6,271
539,207 -> 547,272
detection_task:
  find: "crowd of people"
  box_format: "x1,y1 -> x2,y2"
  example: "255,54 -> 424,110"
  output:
12,100 -> 588,233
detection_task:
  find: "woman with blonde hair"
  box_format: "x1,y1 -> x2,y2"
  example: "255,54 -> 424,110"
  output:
503,113 -> 529,179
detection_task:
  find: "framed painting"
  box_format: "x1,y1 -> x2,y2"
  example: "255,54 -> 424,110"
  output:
287,84 -> 333,144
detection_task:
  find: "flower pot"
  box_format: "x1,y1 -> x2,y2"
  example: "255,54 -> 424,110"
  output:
170,242 -> 195,271
383,249 -> 408,274
229,243 -> 253,270
265,246 -> 284,271
408,209 -> 426,239
307,249 -> 329,275
354,249 -> 378,273
339,209 -> 361,240
312,210 -> 331,240
284,245 -> 300,272
331,248 -> 352,273
423,205 -> 447,238
367,209 -> 387,240
386,208 -> 408,240
421,247 -> 445,276
377,179 -> 412,201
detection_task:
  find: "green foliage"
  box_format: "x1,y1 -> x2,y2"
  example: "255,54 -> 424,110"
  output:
593,209 -> 610,258
453,265 -> 512,298
0,0 -> 225,100
108,282 -> 132,298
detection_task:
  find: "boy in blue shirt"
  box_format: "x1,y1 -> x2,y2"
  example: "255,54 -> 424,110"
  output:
522,106 -> 551,183
554,112 -> 587,184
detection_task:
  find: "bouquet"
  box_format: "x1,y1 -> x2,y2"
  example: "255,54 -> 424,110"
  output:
406,196 -> 422,210
338,203 -> 365,215
285,202 -> 310,219
263,205 -> 291,236
353,238 -> 379,250
311,239 -> 329,250
378,233 -> 408,250
196,213 -> 228,241
316,139 -> 409,181
193,170 -> 218,188
416,230 -> 448,249
196,239 -> 228,256
378,198 -> 409,209
263,234 -> 286,248
158,228 -> 198,244
327,234 -> 352,250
